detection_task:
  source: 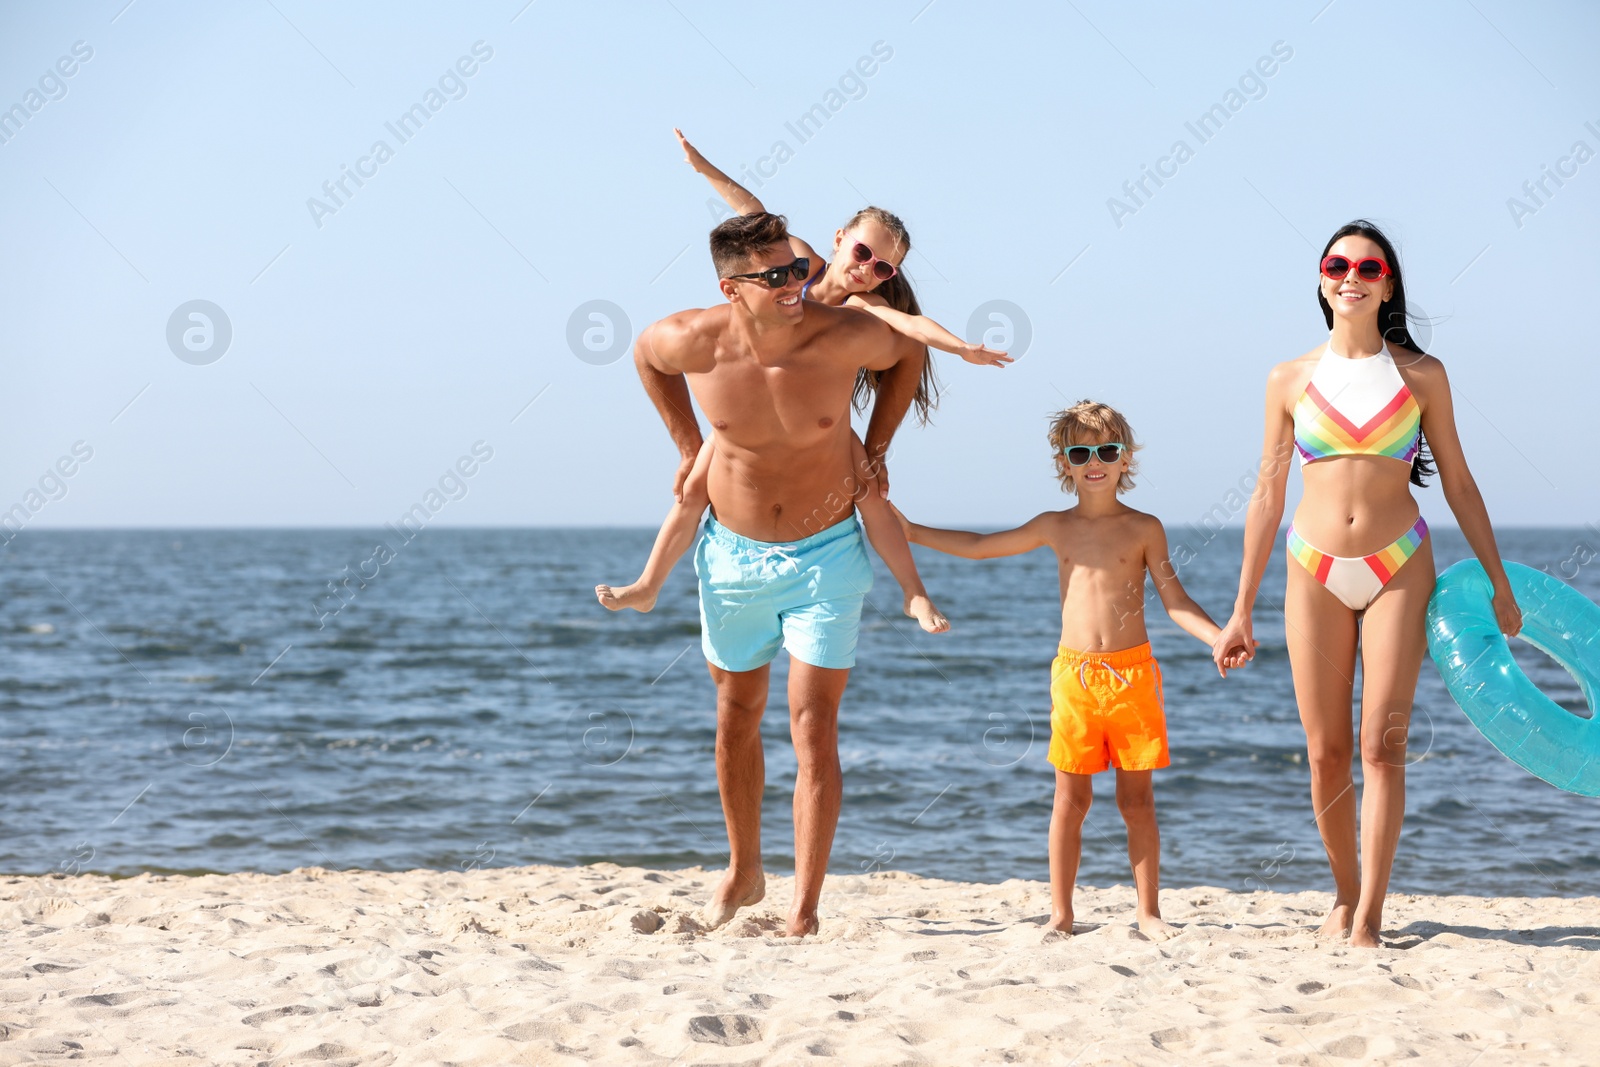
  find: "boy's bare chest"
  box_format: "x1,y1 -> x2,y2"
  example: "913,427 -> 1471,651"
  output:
1053,527 -> 1145,586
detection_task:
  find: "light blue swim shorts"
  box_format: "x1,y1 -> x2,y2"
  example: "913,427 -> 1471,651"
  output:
693,515 -> 874,673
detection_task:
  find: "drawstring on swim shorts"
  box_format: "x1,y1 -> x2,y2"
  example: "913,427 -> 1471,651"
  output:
1080,660 -> 1132,691
752,544 -> 801,576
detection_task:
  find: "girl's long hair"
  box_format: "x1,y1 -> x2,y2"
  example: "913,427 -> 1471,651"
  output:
1317,219 -> 1435,486
842,206 -> 939,425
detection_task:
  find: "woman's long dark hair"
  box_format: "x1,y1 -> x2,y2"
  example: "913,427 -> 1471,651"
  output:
842,206 -> 940,425
1317,219 -> 1435,486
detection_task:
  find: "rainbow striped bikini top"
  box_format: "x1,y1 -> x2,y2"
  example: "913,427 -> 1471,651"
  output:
1293,340 -> 1421,466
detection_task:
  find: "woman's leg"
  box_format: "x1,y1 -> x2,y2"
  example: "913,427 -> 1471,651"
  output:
1284,556 -> 1362,936
1348,537 -> 1435,947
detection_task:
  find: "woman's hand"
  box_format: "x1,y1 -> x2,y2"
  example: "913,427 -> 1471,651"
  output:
674,128 -> 711,174
1212,610 -> 1258,676
1491,583 -> 1523,637
959,342 -> 1013,367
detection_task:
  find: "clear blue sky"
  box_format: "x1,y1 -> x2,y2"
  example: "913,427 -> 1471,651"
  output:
4,1 -> 1596,530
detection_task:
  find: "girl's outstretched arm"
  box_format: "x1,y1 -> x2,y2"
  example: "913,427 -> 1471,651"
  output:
850,436 -> 948,634
675,129 -> 822,264
596,439 -> 712,612
676,128 -> 765,215
844,292 -> 1012,367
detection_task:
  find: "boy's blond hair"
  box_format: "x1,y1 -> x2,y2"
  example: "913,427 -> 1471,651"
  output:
1047,400 -> 1140,495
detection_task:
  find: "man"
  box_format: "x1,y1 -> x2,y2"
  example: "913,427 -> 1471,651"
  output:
634,212 -> 925,937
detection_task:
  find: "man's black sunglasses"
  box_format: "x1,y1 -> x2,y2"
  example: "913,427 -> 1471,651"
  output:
728,257 -> 811,289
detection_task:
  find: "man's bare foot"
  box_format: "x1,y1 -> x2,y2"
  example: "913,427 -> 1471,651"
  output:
1349,921 -> 1383,948
1045,911 -> 1074,935
702,869 -> 765,929
595,582 -> 658,613
904,594 -> 949,634
1137,913 -> 1179,941
1318,901 -> 1355,939
778,910 -> 819,938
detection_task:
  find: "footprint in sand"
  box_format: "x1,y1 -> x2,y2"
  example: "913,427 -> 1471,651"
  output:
1150,1026 -> 1197,1053
241,1005 -> 316,1027
687,1014 -> 763,1047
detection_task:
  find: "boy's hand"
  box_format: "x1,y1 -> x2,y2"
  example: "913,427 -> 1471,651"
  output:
959,342 -> 1013,367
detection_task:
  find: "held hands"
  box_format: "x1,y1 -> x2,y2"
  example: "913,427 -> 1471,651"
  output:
960,343 -> 1013,368
1211,611 -> 1259,677
1491,583 -> 1523,637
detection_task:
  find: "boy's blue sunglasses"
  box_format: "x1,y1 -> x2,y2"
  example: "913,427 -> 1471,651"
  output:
1061,442 -> 1126,466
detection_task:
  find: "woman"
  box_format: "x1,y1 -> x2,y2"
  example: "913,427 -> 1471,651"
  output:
1212,220 -> 1521,947
675,128 -> 1009,423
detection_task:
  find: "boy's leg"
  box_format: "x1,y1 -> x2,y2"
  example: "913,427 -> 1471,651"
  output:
1047,770 -> 1092,933
1115,769 -> 1176,940
848,437 -> 947,633
597,441 -> 712,611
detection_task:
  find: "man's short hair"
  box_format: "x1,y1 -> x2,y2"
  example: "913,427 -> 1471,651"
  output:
710,212 -> 791,278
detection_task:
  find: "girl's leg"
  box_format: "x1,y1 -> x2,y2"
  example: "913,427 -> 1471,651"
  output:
1347,538 -> 1434,947
597,441 -> 712,611
1047,770 -> 1092,933
1115,768 -> 1175,939
854,489 -> 948,632
848,436 -> 947,633
1284,558 -> 1362,936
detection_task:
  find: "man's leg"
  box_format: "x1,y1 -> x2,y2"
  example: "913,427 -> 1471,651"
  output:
782,659 -> 850,937
704,662 -> 772,927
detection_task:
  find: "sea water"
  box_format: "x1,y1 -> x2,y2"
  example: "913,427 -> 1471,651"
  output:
1,528 -> 1593,897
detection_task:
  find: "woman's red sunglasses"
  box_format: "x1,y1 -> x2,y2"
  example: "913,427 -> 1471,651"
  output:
1320,254 -> 1391,281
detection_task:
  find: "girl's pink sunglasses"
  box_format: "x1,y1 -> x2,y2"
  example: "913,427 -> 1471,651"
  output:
848,240 -> 897,281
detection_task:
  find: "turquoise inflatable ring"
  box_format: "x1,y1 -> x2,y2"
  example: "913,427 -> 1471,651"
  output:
1427,559 -> 1600,796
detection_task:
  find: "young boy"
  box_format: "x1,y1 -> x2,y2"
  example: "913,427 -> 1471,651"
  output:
895,400 -> 1244,939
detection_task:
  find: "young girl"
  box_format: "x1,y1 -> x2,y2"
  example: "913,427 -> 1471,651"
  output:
596,130 -> 1011,630
672,127 -> 1012,415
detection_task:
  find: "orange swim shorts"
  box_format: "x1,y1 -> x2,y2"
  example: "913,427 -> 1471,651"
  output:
1047,642 -> 1169,774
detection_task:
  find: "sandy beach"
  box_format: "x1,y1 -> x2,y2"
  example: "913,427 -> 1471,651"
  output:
1,864 -> 1593,1065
